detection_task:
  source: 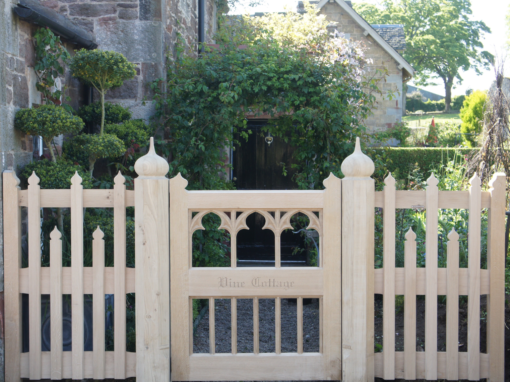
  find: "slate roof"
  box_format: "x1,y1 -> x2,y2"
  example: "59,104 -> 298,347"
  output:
370,24 -> 406,52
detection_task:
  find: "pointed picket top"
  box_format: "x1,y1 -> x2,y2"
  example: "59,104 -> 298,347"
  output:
28,171 -> 40,186
50,226 -> 62,240
405,227 -> 416,241
134,137 -> 170,178
114,171 -> 126,186
384,172 -> 396,188
71,171 -> 82,186
323,172 -> 340,189
448,228 -> 459,242
170,172 -> 189,189
426,173 -> 438,188
92,226 -> 104,241
340,137 -> 375,178
469,173 -> 481,188
488,172 -> 506,190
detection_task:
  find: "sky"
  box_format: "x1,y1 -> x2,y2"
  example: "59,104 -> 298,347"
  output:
231,0 -> 510,98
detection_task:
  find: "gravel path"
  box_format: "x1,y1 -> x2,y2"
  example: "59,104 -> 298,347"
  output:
193,298 -> 320,354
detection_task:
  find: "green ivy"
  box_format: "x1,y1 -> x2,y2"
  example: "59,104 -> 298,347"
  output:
15,105 -> 84,162
78,101 -> 132,128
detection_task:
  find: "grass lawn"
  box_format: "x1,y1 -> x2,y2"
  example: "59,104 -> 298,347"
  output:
403,112 -> 461,127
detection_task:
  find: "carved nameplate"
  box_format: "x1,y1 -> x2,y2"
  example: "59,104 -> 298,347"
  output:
188,268 -> 324,297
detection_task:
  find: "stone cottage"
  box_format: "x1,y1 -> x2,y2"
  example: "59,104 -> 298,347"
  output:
314,0 -> 414,132
0,0 -> 218,376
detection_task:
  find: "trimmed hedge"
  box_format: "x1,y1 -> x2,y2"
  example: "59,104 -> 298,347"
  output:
369,147 -> 476,181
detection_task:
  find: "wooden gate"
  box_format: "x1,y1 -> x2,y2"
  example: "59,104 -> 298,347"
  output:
169,174 -> 342,381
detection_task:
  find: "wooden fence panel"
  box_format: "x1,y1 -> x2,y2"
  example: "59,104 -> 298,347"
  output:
50,228 -> 63,379
446,229 -> 459,381
404,229 -> 417,380
93,228 -> 105,379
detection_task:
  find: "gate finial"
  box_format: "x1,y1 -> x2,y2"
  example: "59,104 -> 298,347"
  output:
134,137 -> 170,178
340,137 -> 374,178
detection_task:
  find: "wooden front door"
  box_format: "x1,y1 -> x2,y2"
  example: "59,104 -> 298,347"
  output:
169,175 -> 342,381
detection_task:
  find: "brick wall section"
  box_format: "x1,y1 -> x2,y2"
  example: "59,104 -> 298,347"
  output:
319,2 -> 404,132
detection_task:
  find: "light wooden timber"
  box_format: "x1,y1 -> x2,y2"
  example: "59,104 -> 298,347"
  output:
135,144 -> 171,382
446,230 -> 460,381
382,174 -> 396,379
20,351 -> 136,379
374,190 -> 491,209
404,229 -> 417,380
188,268 -> 323,297
114,172 -> 127,378
374,351 -> 490,379
425,174 -> 438,379
187,190 -> 324,210
187,353 -> 326,381
50,228 -> 63,380
467,174 -> 482,379
18,189 -> 135,207
321,174 -> 342,380
341,138 -> 375,381
170,173 -> 191,380
19,267 -> 135,294
487,173 -> 506,381
373,268 -> 489,295
3,171 -> 22,382
28,172 -> 42,380
92,228 -> 105,379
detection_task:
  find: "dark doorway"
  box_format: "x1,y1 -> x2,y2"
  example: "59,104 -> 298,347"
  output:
233,120 -> 308,266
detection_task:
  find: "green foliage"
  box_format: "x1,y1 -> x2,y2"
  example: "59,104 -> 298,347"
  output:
406,96 -> 446,113
375,122 -> 411,145
15,105 -> 84,161
355,0 -> 492,111
192,213 -> 231,267
105,119 -> 151,148
70,49 -> 136,132
33,28 -> 70,105
154,4 -> 379,190
20,158 -> 93,189
452,95 -> 466,111
78,101 -> 132,127
460,90 -> 486,147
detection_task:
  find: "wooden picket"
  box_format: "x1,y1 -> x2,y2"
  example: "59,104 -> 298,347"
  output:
2,137 -> 507,381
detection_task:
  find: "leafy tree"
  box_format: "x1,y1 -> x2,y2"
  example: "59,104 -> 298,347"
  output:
14,105 -> 84,162
354,0 -> 492,112
78,101 -> 132,129
460,90 -> 486,147
70,50 -> 136,133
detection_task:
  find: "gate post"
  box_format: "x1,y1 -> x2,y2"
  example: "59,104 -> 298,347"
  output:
134,138 -> 171,381
340,138 -> 375,381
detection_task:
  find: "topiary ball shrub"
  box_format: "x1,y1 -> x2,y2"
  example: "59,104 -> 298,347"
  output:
460,90 -> 486,147
105,119 -> 152,148
21,158 -> 93,189
15,105 -> 85,161
78,101 -> 132,128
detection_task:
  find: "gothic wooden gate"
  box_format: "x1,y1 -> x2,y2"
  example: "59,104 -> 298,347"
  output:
169,174 -> 342,381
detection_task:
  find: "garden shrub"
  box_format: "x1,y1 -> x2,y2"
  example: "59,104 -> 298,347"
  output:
452,95 -> 466,111
78,101 -> 132,128
21,158 -> 93,189
460,90 -> 486,147
15,105 -> 84,162
105,119 -> 151,148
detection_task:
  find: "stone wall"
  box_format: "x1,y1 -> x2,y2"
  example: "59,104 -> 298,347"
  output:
319,2 -> 405,132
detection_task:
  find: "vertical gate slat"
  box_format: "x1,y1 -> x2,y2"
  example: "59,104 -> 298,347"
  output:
113,172 -> 126,378
487,173 -> 506,381
253,297 -> 259,354
209,298 -> 215,354
275,211 -> 281,268
231,210 -> 237,268
404,229 -> 417,380
3,171 -> 22,382
71,172 -> 84,379
297,297 -> 303,354
93,228 -> 105,379
425,174 -> 438,379
275,297 -> 281,354
383,174 -> 396,379
467,174 -> 481,380
446,229 -> 459,381
50,227 -> 63,379
28,172 -> 41,380
231,298 -> 237,354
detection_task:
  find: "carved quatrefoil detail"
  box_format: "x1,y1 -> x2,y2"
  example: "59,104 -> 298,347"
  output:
189,210 -> 322,236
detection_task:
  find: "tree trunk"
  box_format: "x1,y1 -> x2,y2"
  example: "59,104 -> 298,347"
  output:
444,78 -> 453,112
89,157 -> 96,178
44,137 -> 57,163
100,91 -> 105,135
